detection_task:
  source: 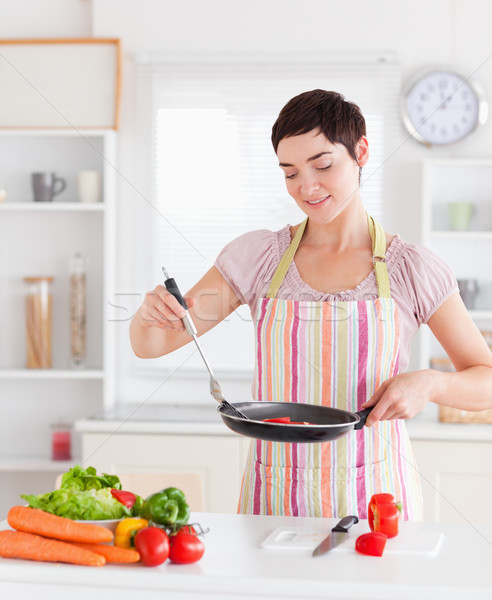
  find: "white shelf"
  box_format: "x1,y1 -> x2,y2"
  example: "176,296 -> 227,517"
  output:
429,230 -> 492,241
0,202 -> 104,212
0,369 -> 104,380
0,128 -> 116,518
469,310 -> 492,320
420,158 -> 492,371
0,128 -> 113,137
0,457 -> 81,472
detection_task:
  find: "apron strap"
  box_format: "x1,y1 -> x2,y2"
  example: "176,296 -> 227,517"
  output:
266,218 -> 308,298
266,215 -> 391,299
367,214 -> 391,298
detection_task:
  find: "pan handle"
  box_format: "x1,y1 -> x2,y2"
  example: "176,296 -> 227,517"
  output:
353,407 -> 373,430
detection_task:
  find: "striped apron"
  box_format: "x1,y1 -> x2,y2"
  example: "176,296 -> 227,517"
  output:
238,216 -> 423,520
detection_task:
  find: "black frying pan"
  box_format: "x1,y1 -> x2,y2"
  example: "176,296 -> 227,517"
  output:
217,402 -> 373,443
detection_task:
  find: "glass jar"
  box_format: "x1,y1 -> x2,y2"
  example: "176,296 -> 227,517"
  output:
23,276 -> 53,368
69,253 -> 86,368
51,421 -> 72,461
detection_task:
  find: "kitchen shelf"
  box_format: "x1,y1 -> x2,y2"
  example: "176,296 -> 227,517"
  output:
0,128 -> 111,138
0,202 -> 105,212
0,457 -> 81,472
469,310 -> 492,320
429,230 -> 492,241
420,158 -> 492,370
0,128 -> 117,518
0,369 -> 104,380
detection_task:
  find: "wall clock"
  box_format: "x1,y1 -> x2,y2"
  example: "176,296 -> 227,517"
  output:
401,68 -> 488,146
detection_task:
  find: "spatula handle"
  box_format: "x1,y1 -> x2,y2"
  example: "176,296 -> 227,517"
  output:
162,267 -> 197,337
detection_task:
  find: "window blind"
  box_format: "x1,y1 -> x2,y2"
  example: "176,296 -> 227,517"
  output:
134,56 -> 401,378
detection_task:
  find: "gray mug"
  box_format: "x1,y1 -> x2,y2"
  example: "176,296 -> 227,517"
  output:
458,279 -> 479,310
31,172 -> 67,202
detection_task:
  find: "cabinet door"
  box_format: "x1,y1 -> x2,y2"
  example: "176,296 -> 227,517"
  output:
412,440 -> 492,523
82,433 -> 251,513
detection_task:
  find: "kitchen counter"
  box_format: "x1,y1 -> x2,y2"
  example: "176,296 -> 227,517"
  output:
75,402 -> 492,442
0,512 -> 491,599
75,402 -> 229,436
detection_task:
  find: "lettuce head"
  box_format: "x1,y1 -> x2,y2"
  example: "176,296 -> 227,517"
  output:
21,465 -> 143,520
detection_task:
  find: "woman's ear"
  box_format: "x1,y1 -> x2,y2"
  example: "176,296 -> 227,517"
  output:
355,136 -> 369,167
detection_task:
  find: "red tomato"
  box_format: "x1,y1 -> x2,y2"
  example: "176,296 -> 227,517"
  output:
111,489 -> 137,510
169,525 -> 205,564
134,526 -> 170,567
355,532 -> 388,557
368,493 -> 401,538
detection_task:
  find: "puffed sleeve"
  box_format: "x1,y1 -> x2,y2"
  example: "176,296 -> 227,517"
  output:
393,243 -> 459,325
215,229 -> 278,308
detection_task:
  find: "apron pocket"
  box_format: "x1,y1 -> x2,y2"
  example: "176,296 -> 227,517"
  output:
252,458 -> 391,518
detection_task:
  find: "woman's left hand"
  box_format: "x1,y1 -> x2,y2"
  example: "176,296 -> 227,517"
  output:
361,370 -> 443,427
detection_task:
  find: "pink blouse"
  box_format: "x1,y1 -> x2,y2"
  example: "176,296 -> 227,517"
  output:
215,225 -> 459,373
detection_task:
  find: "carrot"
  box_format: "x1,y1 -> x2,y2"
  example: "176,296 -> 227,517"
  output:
0,530 -> 105,566
7,506 -> 113,544
70,542 -> 140,563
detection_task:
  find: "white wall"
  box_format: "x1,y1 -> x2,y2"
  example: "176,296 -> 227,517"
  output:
2,0 -> 492,401
92,0 -> 492,400
90,0 -> 492,245
0,0 -> 91,38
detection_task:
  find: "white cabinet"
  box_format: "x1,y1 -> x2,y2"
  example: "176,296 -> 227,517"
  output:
420,159 -> 492,372
81,432 -> 251,514
412,439 -> 492,523
0,130 -> 116,516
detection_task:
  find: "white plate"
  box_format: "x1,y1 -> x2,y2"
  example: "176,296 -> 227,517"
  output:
74,519 -> 122,532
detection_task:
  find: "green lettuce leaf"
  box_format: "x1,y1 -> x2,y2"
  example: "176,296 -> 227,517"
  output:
60,465 -> 122,492
131,494 -> 144,517
21,488 -> 131,520
20,465 -> 134,520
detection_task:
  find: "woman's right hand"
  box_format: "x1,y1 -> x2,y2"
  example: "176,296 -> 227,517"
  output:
139,285 -> 196,332
130,266 -> 240,359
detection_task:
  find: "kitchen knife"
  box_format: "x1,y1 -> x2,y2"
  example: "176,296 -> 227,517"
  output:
312,515 -> 359,556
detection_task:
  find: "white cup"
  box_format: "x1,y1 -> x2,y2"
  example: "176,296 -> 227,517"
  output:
77,170 -> 102,203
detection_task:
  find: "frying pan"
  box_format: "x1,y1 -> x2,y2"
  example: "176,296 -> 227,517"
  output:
217,402 -> 373,443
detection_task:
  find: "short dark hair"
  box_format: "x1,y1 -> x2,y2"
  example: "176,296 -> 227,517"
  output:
271,89 -> 366,162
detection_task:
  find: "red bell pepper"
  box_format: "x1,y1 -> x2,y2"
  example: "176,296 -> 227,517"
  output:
355,532 -> 388,557
111,489 -> 137,510
368,493 -> 402,538
263,417 -> 312,425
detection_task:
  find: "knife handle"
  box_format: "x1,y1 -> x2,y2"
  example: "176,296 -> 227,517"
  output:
332,515 -> 359,532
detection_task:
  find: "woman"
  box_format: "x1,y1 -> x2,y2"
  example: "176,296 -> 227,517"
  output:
130,90 -> 492,520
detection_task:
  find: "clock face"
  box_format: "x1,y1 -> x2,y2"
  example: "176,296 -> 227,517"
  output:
402,70 -> 485,145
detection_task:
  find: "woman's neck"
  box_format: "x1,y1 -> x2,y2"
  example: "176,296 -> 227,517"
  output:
301,199 -> 370,253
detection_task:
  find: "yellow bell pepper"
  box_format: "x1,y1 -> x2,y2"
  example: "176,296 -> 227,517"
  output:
114,517 -> 149,548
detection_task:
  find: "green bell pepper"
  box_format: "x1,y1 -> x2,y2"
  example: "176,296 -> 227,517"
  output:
140,487 -> 190,527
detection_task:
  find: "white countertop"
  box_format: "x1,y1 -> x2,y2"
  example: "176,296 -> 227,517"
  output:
75,402 -> 492,442
1,512 -> 491,599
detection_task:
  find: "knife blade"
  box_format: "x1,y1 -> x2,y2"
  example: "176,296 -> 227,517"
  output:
312,515 -> 359,556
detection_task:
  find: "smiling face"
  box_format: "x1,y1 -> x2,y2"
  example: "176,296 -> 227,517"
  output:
277,128 -> 369,224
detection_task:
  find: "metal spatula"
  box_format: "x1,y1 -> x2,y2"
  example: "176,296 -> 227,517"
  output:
162,268 -> 248,420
